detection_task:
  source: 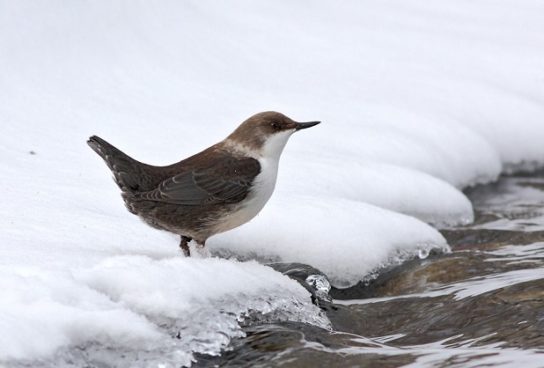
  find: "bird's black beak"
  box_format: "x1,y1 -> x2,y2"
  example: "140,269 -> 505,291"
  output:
295,121 -> 321,131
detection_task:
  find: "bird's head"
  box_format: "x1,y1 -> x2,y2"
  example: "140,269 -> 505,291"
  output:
226,111 -> 320,158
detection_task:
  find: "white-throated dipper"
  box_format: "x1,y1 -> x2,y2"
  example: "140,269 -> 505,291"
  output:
88,111 -> 320,256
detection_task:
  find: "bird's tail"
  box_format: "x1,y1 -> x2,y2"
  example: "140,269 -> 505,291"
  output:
87,135 -> 150,193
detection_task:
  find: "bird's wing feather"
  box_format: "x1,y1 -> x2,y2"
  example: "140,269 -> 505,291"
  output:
136,157 -> 261,206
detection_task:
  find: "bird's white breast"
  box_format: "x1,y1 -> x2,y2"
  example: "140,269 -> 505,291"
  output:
212,157 -> 278,234
213,130 -> 293,234
244,157 -> 279,215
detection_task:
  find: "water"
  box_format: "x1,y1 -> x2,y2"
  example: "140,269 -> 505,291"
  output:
196,171 -> 544,367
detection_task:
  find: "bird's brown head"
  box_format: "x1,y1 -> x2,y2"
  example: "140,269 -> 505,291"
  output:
226,111 -> 320,157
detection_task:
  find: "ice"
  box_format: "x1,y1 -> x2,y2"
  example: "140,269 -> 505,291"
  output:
305,275 -> 331,294
2,0 -> 544,366
305,274 -> 332,303
418,249 -> 430,260
0,258 -> 328,367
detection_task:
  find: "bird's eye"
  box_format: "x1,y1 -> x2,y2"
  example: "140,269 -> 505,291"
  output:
271,122 -> 281,130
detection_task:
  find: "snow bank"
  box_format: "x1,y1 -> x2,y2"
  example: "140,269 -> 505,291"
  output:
210,196 -> 449,286
0,257 -> 327,367
2,0 -> 544,365
280,161 -> 474,227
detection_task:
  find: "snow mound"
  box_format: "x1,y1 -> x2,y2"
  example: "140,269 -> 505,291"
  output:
210,196 -> 449,287
0,257 -> 328,367
280,161 -> 474,227
300,108 -> 503,189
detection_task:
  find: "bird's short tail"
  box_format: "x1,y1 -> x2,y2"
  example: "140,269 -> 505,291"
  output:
88,135 -> 150,193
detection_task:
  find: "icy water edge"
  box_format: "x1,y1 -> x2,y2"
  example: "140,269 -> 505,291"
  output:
196,172 -> 544,368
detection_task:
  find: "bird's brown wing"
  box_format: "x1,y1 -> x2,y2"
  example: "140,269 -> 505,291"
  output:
135,157 -> 261,206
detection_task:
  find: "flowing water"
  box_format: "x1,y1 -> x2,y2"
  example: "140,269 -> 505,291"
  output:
196,171 -> 544,367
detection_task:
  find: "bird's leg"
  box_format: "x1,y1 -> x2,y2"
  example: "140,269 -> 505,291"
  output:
179,236 -> 192,257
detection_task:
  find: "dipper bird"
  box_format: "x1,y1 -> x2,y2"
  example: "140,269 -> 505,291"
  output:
88,111 -> 320,256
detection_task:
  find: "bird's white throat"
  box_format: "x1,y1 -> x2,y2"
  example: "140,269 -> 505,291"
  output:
260,129 -> 295,160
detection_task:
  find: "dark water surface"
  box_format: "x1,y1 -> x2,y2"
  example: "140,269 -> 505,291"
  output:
196,173 -> 544,368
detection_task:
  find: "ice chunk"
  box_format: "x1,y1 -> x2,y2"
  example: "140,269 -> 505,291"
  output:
418,248 -> 430,260
305,274 -> 332,302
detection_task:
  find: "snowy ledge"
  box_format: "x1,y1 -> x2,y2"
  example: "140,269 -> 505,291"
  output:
0,257 -> 329,367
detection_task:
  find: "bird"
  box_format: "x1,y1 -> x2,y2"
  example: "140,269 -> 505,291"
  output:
88,111 -> 320,256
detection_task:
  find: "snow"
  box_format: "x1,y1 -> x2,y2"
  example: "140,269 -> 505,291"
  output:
1,0 -> 544,366
0,257 -> 328,367
211,196 -> 448,287
281,161 -> 474,226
